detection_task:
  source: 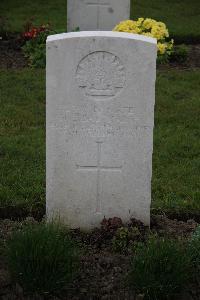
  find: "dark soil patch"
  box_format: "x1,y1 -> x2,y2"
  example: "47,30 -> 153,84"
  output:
185,45 -> 200,68
159,44 -> 200,71
0,37 -> 28,69
0,203 -> 45,222
0,216 -> 199,299
151,215 -> 198,238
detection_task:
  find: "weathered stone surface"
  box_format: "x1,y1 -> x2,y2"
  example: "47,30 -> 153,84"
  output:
67,0 -> 130,31
46,31 -> 157,229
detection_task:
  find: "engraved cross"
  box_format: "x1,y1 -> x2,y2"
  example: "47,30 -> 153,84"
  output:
85,0 -> 110,30
76,141 -> 122,213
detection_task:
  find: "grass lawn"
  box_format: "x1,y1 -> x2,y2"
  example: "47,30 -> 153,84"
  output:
0,70 -> 45,208
1,0 -> 67,33
0,69 -> 199,212
153,70 -> 200,211
131,0 -> 200,43
1,0 -> 200,42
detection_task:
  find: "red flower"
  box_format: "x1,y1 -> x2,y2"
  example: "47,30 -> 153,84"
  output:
22,24 -> 49,40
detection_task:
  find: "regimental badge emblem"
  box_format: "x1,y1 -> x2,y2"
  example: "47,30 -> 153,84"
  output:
76,51 -> 125,98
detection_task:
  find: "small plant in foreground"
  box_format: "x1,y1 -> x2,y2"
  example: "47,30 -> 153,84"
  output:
188,225 -> 200,277
128,236 -> 191,300
7,222 -> 79,294
22,23 -> 56,68
169,44 -> 189,63
112,226 -> 141,253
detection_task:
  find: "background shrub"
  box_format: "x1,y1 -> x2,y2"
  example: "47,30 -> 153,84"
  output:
7,222 -> 80,294
112,226 -> 141,254
128,236 -> 191,300
188,225 -> 200,277
169,44 -> 189,63
22,24 -> 56,68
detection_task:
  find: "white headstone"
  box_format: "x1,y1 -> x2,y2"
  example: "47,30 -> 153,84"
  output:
46,31 -> 157,229
67,0 -> 130,31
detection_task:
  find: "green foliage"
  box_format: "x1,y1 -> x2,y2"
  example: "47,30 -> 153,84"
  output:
22,29 -> 55,68
128,236 -> 191,300
112,227 -> 141,253
157,52 -> 170,64
170,44 -> 189,63
188,226 -> 200,276
7,222 -> 80,294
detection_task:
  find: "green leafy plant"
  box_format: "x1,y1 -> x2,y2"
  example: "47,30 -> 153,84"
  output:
157,51 -> 172,64
169,44 -> 189,63
7,222 -> 80,294
22,24 -> 56,68
128,236 -> 191,300
188,225 -> 200,277
112,226 -> 141,253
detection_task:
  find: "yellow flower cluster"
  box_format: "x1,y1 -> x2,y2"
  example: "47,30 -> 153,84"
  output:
157,40 -> 173,55
113,18 -> 173,56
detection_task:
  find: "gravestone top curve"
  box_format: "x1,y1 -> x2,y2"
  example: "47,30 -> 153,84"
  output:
47,31 -> 157,44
